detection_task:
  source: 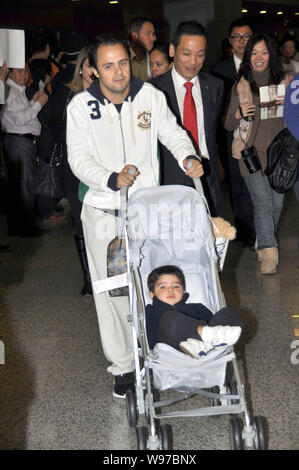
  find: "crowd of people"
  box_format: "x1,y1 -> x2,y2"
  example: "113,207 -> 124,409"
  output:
0,16 -> 298,398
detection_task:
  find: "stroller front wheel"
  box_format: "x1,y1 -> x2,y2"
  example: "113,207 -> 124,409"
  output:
158,423 -> 173,450
126,390 -> 138,427
136,426 -> 149,450
253,416 -> 267,450
228,417 -> 244,450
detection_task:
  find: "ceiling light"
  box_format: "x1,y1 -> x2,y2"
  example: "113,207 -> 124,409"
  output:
277,11 -> 283,15
242,9 -> 248,13
260,10 -> 267,14
109,1 -> 118,3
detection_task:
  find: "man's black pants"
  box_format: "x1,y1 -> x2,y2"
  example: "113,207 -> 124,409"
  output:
3,134 -> 38,236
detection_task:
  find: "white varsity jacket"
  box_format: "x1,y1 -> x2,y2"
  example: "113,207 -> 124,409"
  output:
67,76 -> 197,209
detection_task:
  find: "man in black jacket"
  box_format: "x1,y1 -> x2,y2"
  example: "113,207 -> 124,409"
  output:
151,21 -> 223,217
211,18 -> 256,247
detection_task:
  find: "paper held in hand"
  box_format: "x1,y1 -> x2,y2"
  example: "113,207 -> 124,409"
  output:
259,84 -> 285,120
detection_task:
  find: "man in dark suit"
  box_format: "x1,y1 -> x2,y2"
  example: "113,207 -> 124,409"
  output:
211,18 -> 256,247
151,21 -> 223,217
211,18 -> 253,96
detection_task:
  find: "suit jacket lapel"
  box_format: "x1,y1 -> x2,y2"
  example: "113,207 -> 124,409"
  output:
164,71 -> 182,125
198,74 -> 209,141
229,55 -> 237,79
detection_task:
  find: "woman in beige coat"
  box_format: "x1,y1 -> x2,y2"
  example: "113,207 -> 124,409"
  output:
224,33 -> 292,274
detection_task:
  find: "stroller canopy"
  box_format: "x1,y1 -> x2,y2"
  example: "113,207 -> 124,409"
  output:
127,185 -> 223,312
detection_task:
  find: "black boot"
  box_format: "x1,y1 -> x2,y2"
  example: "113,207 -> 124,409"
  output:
74,234 -> 93,297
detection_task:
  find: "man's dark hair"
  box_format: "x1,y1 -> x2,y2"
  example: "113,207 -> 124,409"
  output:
147,265 -> 186,293
89,36 -> 130,71
128,17 -> 153,41
238,33 -> 284,90
171,21 -> 206,50
228,18 -> 254,37
280,33 -> 297,48
30,31 -> 50,55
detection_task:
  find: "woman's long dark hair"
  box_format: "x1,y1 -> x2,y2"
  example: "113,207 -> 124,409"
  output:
237,33 -> 285,91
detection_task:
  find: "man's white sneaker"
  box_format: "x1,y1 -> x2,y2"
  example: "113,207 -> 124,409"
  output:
201,325 -> 241,348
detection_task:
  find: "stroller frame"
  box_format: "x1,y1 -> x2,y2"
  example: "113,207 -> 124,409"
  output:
94,176 -> 267,450
128,261 -> 261,451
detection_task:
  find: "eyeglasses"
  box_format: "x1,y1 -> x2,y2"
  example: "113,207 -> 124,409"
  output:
230,34 -> 252,42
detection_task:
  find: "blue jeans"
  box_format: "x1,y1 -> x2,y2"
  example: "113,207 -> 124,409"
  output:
243,172 -> 284,250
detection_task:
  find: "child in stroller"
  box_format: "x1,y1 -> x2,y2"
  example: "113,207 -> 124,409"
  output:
145,265 -> 243,357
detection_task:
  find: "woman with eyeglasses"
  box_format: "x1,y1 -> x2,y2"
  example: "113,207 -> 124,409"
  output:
224,33 -> 293,275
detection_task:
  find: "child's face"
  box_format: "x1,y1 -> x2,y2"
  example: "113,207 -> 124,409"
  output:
149,274 -> 184,306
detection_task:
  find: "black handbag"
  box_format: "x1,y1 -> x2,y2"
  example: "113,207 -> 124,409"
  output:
34,142 -> 64,199
265,128 -> 299,193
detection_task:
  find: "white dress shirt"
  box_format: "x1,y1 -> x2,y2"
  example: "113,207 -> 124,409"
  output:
1,78 -> 41,135
233,54 -> 242,74
171,66 -> 209,159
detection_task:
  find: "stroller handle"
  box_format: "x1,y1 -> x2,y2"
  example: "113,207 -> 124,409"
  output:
119,168 -> 136,227
120,162 -> 205,206
120,168 -> 136,200
187,159 -> 205,198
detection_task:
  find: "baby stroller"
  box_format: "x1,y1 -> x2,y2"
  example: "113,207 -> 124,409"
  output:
94,175 -> 267,450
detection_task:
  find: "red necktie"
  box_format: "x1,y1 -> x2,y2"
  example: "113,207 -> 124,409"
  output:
183,82 -> 199,154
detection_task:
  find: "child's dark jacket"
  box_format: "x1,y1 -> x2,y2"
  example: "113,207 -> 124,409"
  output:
145,293 -> 213,349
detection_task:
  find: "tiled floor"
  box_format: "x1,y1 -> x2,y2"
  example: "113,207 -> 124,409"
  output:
0,187 -> 298,450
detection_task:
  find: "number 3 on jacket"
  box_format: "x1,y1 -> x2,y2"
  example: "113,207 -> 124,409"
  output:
88,100 -> 101,120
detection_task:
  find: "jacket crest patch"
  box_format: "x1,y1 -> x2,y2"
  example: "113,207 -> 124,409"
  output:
137,110 -> 151,130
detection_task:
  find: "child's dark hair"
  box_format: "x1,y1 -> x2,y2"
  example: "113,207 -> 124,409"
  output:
147,265 -> 186,292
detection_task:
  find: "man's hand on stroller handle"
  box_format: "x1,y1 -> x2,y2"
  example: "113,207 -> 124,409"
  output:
184,157 -> 204,178
116,165 -> 139,188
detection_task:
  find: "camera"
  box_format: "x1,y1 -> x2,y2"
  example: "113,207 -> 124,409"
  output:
241,146 -> 261,174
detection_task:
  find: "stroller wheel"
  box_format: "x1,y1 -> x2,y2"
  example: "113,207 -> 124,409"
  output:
228,417 -> 243,450
158,423 -> 173,450
126,390 -> 138,427
253,416 -> 267,450
136,426 -> 149,450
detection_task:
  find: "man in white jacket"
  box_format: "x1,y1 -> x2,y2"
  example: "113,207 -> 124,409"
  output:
67,37 -> 203,398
